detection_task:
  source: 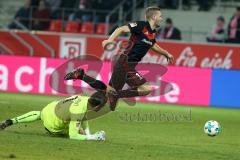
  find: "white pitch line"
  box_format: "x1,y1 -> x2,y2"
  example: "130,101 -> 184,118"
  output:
0,101 -> 10,104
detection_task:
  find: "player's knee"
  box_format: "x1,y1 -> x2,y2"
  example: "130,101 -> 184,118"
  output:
138,85 -> 151,96
140,90 -> 150,96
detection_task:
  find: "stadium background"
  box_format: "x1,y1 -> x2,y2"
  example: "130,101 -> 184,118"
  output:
0,0 -> 239,108
0,0 -> 240,160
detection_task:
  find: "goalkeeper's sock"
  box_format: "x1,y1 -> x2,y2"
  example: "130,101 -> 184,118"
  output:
70,134 -> 96,141
86,134 -> 97,140
11,111 -> 41,124
84,127 -> 91,136
82,74 -> 107,91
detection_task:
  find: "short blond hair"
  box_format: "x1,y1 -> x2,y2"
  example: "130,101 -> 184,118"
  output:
145,6 -> 161,20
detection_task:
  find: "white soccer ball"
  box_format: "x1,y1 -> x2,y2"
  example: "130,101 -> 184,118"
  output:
204,120 -> 221,136
95,130 -> 106,141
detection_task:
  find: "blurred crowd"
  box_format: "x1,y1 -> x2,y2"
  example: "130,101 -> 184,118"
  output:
157,18 -> 182,40
8,0 -> 240,44
8,0 -> 122,30
155,6 -> 240,44
206,7 -> 240,44
157,0 -> 215,11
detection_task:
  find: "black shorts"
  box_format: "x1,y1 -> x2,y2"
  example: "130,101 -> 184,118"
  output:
109,54 -> 146,90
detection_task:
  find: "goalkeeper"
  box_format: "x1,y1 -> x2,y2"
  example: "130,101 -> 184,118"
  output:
0,68 -> 117,141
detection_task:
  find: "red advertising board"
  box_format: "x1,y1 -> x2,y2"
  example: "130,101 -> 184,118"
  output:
87,37 -> 240,69
0,30 -> 239,69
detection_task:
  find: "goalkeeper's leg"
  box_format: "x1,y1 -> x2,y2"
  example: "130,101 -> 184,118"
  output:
0,111 -> 41,130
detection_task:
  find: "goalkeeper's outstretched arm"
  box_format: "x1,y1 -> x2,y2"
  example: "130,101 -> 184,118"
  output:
68,120 -> 105,141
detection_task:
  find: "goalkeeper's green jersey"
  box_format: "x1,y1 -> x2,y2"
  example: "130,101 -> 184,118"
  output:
41,95 -> 89,137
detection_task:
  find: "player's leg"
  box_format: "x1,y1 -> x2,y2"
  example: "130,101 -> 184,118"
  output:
64,68 -> 107,91
65,67 -> 119,111
115,69 -> 151,98
107,54 -> 130,110
0,111 -> 41,130
137,84 -> 152,96
107,69 -> 126,110
116,83 -> 151,98
109,54 -> 129,90
11,111 -> 41,124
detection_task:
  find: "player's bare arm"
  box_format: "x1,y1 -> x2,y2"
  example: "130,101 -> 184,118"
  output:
151,43 -> 174,64
102,25 -> 130,48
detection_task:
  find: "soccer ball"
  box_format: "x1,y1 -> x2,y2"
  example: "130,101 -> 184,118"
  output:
95,130 -> 106,141
204,120 -> 221,136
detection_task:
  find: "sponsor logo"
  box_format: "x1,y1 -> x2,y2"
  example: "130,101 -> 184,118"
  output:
60,37 -> 86,58
135,72 -> 143,80
142,39 -> 153,45
176,47 -> 233,69
129,22 -> 137,27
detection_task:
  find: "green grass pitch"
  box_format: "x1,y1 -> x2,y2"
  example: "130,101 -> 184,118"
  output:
0,92 -> 239,160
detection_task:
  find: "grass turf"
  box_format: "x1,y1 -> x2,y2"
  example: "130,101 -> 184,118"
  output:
0,92 -> 239,160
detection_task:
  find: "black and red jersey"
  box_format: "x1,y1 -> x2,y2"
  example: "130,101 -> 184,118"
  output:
125,21 -> 156,62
